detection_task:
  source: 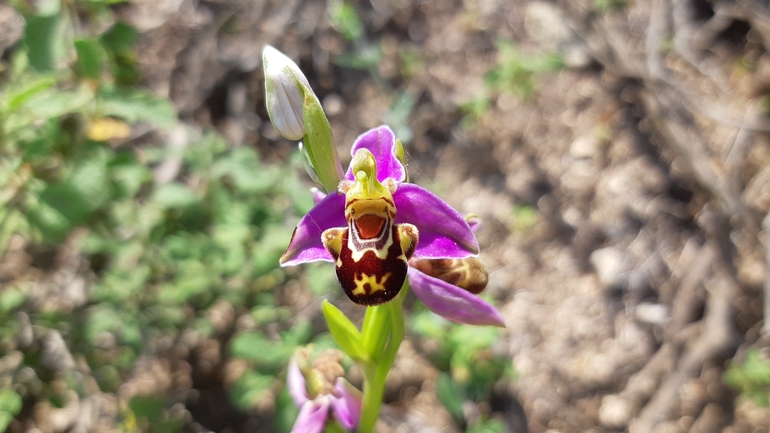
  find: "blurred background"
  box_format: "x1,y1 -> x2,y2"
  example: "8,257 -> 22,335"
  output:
1,0 -> 770,432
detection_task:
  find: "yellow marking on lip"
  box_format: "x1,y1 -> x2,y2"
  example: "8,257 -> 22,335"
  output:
351,272 -> 391,296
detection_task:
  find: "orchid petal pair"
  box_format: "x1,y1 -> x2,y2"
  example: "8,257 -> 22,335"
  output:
288,353 -> 362,432
280,125 -> 504,327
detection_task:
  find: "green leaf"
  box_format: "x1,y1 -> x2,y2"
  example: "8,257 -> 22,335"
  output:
252,225 -> 294,275
128,395 -> 164,422
448,324 -> 499,352
436,373 -> 466,424
229,332 -> 293,368
274,389 -> 300,433
466,418 -> 506,433
74,38 -> 105,79
303,262 -> 336,296
85,307 -> 125,345
0,287 -> 27,314
162,259 -> 210,303
230,371 -> 273,410
321,300 -> 368,363
3,76 -> 58,112
0,411 -> 13,433
26,86 -> 95,119
110,159 -> 150,199
150,183 -> 198,209
0,389 -> 22,416
329,3 -> 364,41
25,197 -> 73,243
37,150 -> 111,227
24,13 -> 60,72
210,148 -> 274,193
100,22 -> 138,55
410,309 -> 448,340
98,88 -> 176,128
334,45 -> 382,70
281,319 -> 312,346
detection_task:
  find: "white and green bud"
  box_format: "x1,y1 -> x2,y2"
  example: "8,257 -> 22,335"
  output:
263,46 -> 344,192
263,45 -> 311,140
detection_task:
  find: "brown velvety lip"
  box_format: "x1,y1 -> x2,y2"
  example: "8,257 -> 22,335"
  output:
354,214 -> 385,240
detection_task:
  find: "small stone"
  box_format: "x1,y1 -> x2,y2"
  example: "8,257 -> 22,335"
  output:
42,331 -> 76,372
323,93 -> 345,117
570,135 -> 599,159
635,303 -> 669,326
599,395 -> 632,429
590,247 -> 626,288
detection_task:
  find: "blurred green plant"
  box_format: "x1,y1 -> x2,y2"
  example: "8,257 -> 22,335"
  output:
462,40 -> 566,127
410,307 -> 515,430
0,390 -> 22,432
511,204 -> 539,233
328,2 -> 417,145
126,394 -> 182,433
466,418 -> 506,433
725,349 -> 770,406
0,1 -> 321,432
594,0 -> 627,13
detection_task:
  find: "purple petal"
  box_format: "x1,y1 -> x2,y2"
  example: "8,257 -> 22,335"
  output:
408,267 -> 505,327
287,359 -> 309,407
344,125 -> 405,183
280,192 -> 346,266
291,399 -> 330,433
394,184 -> 479,259
331,378 -> 362,430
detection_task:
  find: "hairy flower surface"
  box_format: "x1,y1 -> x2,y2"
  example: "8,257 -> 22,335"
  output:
281,126 -> 504,326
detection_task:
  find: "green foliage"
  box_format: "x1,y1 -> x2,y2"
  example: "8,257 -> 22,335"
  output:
0,389 -> 23,433
230,371 -> 274,411
462,40 -> 566,127
384,91 -> 417,145
1,1 -> 319,430
594,0 -> 627,13
328,3 -> 416,144
274,388 -> 301,433
411,308 -> 515,426
329,3 -> 364,42
511,204 -> 539,232
128,395 -> 182,433
466,418 -> 506,433
488,41 -> 566,101
436,372 -> 465,424
725,349 -> 770,406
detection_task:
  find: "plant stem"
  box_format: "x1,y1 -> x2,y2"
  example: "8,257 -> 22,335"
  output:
357,285 -> 407,433
362,302 -> 390,359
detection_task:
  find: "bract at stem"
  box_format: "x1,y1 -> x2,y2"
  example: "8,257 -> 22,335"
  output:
302,85 -> 344,192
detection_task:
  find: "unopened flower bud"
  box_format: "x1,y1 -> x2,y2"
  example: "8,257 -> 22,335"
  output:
263,45 -> 311,140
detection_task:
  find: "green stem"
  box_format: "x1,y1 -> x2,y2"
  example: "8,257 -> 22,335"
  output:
362,304 -> 390,360
358,365 -> 384,433
357,285 -> 407,433
378,290 -> 405,383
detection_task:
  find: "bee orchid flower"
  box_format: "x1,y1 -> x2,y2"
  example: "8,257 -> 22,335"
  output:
280,125 -> 504,327
288,350 -> 362,433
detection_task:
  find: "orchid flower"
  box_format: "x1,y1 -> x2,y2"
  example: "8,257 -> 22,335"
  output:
288,349 -> 362,433
280,125 -> 504,327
